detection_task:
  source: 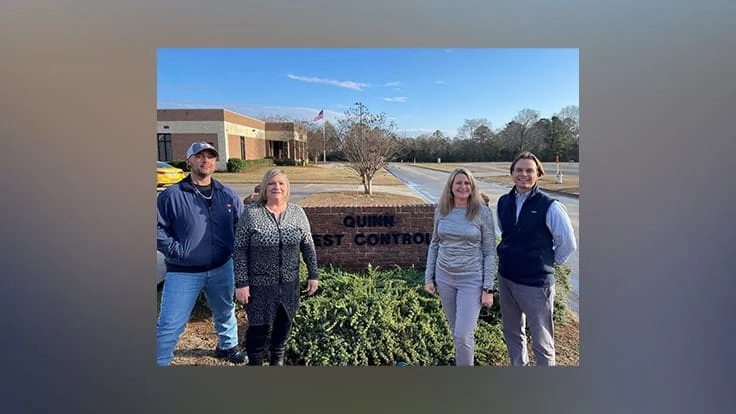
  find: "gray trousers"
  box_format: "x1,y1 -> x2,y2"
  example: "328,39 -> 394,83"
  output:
498,275 -> 556,366
435,268 -> 483,366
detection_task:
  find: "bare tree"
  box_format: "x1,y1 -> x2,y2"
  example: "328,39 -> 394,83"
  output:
305,121 -> 339,163
555,104 -> 580,142
305,123 -> 323,163
456,118 -> 491,140
337,102 -> 398,194
512,108 -> 541,153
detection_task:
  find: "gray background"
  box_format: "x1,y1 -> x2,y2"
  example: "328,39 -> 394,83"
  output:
1,1 -> 734,412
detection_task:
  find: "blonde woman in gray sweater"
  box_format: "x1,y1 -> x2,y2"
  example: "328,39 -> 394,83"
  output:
424,167 -> 497,366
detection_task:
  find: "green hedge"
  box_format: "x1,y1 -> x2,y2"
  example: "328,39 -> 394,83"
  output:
273,158 -> 298,166
226,158 -> 275,172
243,158 -> 275,169
288,265 -> 460,365
284,262 -> 570,366
552,263 -> 572,324
227,158 -> 246,172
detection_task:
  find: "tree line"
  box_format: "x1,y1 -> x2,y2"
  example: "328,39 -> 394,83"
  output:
396,106 -> 579,163
264,103 -> 579,165
261,102 -> 579,194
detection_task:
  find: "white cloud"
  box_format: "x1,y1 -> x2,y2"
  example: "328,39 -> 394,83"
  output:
237,104 -> 346,122
159,101 -> 349,123
384,81 -> 401,87
157,101 -> 207,108
384,96 -> 408,103
434,80 -> 447,85
287,74 -> 369,91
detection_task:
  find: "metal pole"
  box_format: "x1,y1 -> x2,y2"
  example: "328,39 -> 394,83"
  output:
322,120 -> 326,163
360,103 -> 364,160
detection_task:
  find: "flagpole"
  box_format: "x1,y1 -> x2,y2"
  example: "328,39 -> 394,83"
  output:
322,115 -> 326,163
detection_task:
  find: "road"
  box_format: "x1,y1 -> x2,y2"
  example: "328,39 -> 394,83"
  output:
385,163 -> 580,315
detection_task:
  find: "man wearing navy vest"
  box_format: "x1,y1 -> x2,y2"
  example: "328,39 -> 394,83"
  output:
496,152 -> 577,366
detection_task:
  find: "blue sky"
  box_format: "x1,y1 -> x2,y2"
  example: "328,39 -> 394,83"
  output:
157,48 -> 578,138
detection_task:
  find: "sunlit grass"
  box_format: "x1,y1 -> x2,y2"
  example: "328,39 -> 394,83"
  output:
213,163 -> 403,185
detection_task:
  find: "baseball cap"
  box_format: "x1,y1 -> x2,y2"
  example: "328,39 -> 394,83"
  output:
186,142 -> 219,159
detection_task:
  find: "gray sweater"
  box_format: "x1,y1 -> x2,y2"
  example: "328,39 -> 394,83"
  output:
424,206 -> 497,290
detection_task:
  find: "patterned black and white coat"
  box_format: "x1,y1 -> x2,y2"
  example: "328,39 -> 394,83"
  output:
234,201 -> 319,326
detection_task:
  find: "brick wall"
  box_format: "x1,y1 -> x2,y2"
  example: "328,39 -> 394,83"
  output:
171,133 -> 219,161
158,109 -> 225,121
223,109 -> 265,129
248,137 -> 266,159
303,204 -> 436,271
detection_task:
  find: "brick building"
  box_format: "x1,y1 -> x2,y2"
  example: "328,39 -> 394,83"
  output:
157,108 -> 309,171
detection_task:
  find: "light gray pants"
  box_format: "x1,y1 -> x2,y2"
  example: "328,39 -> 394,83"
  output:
498,275 -> 556,366
435,267 -> 483,366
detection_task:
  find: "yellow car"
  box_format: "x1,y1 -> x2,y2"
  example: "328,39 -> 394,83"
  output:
157,161 -> 185,189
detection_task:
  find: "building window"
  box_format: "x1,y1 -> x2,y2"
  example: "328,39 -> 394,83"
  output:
240,136 -> 246,159
157,133 -> 172,161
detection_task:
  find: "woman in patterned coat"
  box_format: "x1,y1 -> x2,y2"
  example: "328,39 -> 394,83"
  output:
234,168 -> 320,366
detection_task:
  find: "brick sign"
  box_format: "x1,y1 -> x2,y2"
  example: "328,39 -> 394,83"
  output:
303,204 -> 436,271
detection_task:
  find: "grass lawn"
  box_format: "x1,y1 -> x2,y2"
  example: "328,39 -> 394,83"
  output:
213,164 -> 403,185
479,175 -> 579,196
298,191 -> 428,207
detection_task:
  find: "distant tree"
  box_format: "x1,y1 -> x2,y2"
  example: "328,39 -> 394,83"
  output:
394,135 -> 418,163
337,102 -> 398,194
457,118 -> 491,140
555,105 -> 579,161
546,116 -> 573,160
512,108 -> 541,153
555,105 -> 579,140
530,118 -> 552,160
431,129 -> 446,141
497,121 -> 522,161
306,121 -> 339,163
470,125 -> 498,161
472,125 -> 493,140
427,130 -> 451,162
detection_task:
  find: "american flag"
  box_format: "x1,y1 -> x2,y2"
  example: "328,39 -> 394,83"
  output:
313,109 -> 324,121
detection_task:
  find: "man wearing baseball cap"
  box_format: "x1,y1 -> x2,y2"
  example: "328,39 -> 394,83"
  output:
156,141 -> 247,365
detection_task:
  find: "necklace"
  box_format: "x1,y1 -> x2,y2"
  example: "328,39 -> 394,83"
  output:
192,183 -> 213,200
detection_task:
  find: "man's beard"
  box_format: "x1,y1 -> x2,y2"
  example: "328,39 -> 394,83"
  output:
190,165 -> 213,179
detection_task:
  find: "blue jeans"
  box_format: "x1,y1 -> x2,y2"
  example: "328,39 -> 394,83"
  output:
156,258 -> 238,366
